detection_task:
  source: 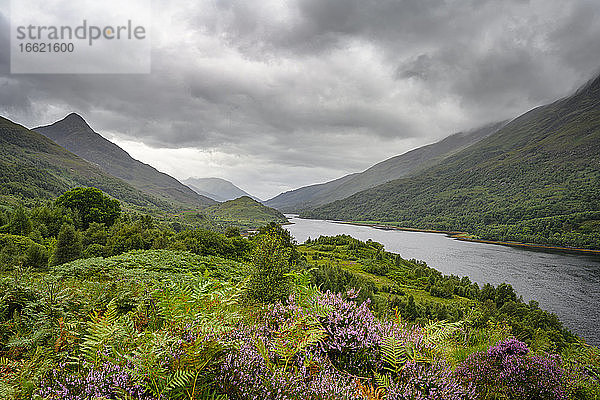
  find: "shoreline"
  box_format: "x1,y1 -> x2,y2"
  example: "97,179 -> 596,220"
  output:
316,219 -> 600,256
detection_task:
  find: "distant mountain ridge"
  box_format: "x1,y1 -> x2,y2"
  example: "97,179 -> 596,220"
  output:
184,177 -> 261,202
266,121 -> 506,212
0,115 -> 167,210
35,114 -> 215,209
304,72 -> 600,249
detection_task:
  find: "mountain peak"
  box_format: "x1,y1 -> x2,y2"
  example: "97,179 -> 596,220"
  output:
34,113 -> 94,140
60,112 -> 92,129
64,112 -> 84,120
574,69 -> 600,96
34,116 -> 216,207
184,177 -> 261,202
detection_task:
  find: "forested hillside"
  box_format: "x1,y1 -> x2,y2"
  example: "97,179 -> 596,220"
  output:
0,116 -> 167,211
305,74 -> 600,249
204,196 -> 287,230
266,122 -> 505,212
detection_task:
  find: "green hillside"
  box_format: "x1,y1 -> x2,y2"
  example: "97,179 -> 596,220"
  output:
266,122 -> 504,212
0,116 -> 167,211
2,235 -> 598,399
204,196 -> 287,229
304,75 -> 600,249
35,113 -> 215,209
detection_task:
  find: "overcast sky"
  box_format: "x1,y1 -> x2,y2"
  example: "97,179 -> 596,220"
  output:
1,0 -> 599,199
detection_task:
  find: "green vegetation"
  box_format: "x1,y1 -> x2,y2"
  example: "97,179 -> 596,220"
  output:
0,189 -> 255,272
246,233 -> 293,303
304,75 -> 600,249
0,227 -> 598,399
0,171 -> 598,398
55,187 -> 121,228
203,196 -> 287,230
301,235 -> 575,351
49,223 -> 82,266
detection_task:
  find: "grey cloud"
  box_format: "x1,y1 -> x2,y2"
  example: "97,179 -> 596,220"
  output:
547,1 -> 600,80
0,12 -> 10,74
0,0 -> 599,198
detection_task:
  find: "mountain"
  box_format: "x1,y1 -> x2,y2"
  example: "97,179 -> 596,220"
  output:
35,113 -> 215,209
0,115 -> 167,210
304,73 -> 600,249
266,122 -> 505,212
184,177 -> 260,202
204,196 -> 287,229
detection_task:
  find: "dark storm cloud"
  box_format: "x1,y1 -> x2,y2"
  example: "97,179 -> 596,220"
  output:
0,0 -> 599,198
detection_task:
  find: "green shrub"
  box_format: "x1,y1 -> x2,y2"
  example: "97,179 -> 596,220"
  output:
83,243 -> 106,259
0,233 -> 36,270
246,233 -> 292,303
24,242 -> 48,269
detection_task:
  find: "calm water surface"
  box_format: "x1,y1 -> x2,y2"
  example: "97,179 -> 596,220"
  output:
284,216 -> 600,346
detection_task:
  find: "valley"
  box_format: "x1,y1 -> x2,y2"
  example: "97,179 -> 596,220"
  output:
284,215 -> 600,347
297,74 -> 600,251
3,0 -> 600,398
0,36 -> 599,400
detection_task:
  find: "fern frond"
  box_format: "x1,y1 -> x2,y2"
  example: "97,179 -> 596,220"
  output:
356,379 -> 386,400
271,314 -> 326,372
373,371 -> 391,389
254,336 -> 274,373
164,370 -> 195,393
81,298 -> 126,364
381,335 -> 404,376
424,319 -> 463,345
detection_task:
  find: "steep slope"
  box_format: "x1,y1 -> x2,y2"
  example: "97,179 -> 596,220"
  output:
266,122 -> 505,212
264,173 -> 359,212
184,177 -> 261,202
204,196 -> 287,229
304,74 -> 600,249
0,116 -> 167,210
35,114 -> 215,209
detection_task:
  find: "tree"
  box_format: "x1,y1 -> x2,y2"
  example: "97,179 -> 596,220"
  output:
224,226 -> 241,238
405,295 -> 418,321
50,224 -> 82,266
480,283 -> 496,303
246,233 -> 293,303
82,222 -> 108,247
257,222 -> 300,264
55,187 -> 121,229
9,205 -> 32,236
0,240 -> 23,271
495,283 -> 517,308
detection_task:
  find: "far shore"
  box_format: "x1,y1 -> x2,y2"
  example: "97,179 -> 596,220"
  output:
292,217 -> 600,256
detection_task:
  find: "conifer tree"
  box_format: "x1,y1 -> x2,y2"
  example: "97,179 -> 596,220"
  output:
9,205 -> 32,236
50,223 -> 82,266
